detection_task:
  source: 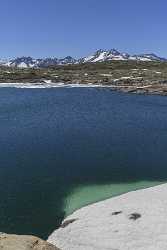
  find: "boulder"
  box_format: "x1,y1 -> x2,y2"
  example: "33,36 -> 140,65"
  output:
0,233 -> 60,250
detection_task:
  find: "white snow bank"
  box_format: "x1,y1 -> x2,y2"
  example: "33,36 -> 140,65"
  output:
48,184 -> 167,250
0,82 -> 113,89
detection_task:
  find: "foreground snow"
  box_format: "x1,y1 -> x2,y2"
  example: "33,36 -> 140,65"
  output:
48,184 -> 167,250
0,82 -> 111,88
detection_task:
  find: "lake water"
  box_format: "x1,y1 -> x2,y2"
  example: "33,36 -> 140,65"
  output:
0,87 -> 167,239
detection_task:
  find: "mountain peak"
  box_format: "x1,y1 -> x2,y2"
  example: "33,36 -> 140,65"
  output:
109,49 -> 120,55
0,49 -> 166,68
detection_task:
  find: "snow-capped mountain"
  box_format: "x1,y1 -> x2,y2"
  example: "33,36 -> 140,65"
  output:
0,49 -> 166,68
3,56 -> 77,68
129,53 -> 167,62
81,50 -> 167,63
5,57 -> 40,68
59,56 -> 77,65
80,49 -> 130,63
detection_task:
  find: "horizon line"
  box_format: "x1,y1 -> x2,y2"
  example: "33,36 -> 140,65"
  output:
0,48 -> 165,60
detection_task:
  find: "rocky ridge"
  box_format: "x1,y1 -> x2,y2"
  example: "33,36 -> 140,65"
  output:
1,49 -> 166,68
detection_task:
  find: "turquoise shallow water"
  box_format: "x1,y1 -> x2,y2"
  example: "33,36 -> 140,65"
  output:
64,181 -> 163,216
0,87 -> 167,239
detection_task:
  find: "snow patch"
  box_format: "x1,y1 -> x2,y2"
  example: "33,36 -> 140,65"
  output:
48,184 -> 167,250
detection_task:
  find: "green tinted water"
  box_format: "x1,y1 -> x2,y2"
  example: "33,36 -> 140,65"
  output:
1,87 -> 167,239
65,181 -> 163,215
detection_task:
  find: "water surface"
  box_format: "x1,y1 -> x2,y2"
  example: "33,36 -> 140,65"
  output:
0,87 -> 166,238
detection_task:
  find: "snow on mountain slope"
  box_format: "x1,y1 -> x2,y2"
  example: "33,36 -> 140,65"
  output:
81,50 -> 166,63
129,53 -> 167,62
80,49 -> 128,63
0,49 -> 166,68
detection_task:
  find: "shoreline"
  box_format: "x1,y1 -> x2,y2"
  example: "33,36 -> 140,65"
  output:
48,183 -> 167,250
0,81 -> 167,95
0,82 -> 108,88
0,60 -> 167,95
63,181 -> 163,219
0,80 -> 167,96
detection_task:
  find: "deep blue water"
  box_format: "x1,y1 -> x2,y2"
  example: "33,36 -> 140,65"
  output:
0,87 -> 167,239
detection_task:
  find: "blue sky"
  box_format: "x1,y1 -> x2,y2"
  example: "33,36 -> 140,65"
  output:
0,0 -> 167,58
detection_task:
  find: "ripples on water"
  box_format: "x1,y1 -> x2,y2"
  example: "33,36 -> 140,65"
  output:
0,87 -> 167,238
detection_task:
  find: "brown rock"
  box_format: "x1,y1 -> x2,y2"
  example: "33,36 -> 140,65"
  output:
0,233 -> 60,250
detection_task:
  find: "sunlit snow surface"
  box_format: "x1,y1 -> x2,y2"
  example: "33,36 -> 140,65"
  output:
48,183 -> 167,250
0,82 -> 109,88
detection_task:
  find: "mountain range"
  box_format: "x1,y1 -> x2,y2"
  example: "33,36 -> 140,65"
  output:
1,49 -> 166,68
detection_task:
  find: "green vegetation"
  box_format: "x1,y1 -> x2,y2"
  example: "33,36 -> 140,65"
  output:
1,61 -> 167,94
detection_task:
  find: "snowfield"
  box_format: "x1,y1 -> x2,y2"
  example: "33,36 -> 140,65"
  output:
0,82 -> 112,88
48,184 -> 167,250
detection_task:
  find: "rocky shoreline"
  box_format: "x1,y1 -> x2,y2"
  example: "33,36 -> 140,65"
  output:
0,233 -> 60,250
1,81 -> 167,96
109,83 -> 167,95
0,60 -> 167,95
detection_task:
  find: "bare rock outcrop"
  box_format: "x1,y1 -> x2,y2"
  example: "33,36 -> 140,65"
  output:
0,233 -> 60,250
